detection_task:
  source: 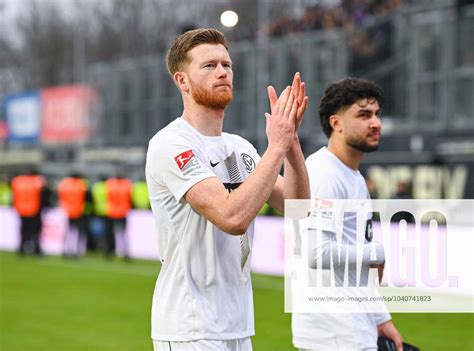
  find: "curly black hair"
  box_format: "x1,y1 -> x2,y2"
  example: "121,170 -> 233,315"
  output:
319,78 -> 384,138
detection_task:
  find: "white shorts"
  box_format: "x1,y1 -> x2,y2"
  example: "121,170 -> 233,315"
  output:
153,338 -> 252,351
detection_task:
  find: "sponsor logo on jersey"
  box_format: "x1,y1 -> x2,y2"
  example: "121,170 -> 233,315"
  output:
241,153 -> 255,173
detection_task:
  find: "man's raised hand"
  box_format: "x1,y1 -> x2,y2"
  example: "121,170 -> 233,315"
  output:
265,86 -> 298,155
290,72 -> 309,131
267,72 -> 309,133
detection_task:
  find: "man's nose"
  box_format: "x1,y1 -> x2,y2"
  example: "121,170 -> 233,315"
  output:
216,64 -> 228,77
371,115 -> 382,129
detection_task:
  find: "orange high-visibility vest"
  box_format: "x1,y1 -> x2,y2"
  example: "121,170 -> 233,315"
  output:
105,178 -> 132,219
11,175 -> 44,217
57,177 -> 87,219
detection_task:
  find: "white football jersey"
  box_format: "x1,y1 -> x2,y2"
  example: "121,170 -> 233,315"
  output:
146,117 -> 260,341
292,147 -> 391,350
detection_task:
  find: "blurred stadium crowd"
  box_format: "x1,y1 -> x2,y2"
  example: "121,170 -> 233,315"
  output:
267,0 -> 404,73
268,0 -> 403,36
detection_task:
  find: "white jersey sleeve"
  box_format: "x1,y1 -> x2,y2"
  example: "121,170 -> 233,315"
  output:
146,132 -> 216,203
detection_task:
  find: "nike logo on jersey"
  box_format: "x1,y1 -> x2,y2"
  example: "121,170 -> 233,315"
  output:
210,160 -> 220,167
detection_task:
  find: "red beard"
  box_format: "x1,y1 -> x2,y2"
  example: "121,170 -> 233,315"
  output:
189,79 -> 233,109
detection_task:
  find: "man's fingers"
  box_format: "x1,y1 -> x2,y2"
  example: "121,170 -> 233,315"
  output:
284,91 -> 295,117
298,82 -> 306,105
267,86 -> 278,112
276,86 -> 291,115
297,96 -> 309,116
291,72 -> 301,98
289,96 -> 298,125
295,96 -> 309,128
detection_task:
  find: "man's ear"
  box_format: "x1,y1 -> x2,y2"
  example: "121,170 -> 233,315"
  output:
174,72 -> 189,93
329,114 -> 342,133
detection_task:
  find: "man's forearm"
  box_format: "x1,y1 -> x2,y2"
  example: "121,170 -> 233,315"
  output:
223,146 -> 286,233
283,135 -> 310,200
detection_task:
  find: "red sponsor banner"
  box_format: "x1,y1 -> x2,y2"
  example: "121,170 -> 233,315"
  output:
174,150 -> 195,170
0,121 -> 7,141
41,84 -> 97,143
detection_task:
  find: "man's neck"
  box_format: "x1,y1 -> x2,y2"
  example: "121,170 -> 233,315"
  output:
327,139 -> 363,171
182,104 -> 225,136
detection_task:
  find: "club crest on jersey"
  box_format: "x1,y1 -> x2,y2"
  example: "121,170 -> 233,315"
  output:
241,153 -> 255,173
174,150 -> 199,174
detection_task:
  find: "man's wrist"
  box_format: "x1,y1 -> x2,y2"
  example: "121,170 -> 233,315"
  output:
266,144 -> 287,160
286,135 -> 303,157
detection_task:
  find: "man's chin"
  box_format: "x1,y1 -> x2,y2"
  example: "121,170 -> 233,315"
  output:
348,141 -> 379,153
365,145 -> 379,153
194,94 -> 233,110
213,94 -> 233,109
218,96 -> 233,108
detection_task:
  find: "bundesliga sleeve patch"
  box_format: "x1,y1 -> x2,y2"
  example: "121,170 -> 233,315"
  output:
174,150 -> 194,170
313,198 -> 333,210
309,198 -> 335,232
174,150 -> 200,175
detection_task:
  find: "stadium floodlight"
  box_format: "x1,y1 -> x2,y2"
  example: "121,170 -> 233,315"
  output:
220,10 -> 238,28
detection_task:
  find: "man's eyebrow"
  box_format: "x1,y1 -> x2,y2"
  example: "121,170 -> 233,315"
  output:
356,109 -> 374,114
201,58 -> 232,63
355,108 -> 381,116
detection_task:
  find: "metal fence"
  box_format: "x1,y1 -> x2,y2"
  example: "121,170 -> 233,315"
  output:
83,3 -> 473,154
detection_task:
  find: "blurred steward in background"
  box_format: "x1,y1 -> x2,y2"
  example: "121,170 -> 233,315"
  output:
131,178 -> 150,210
105,174 -> 133,259
57,173 -> 92,258
11,169 -> 48,256
91,175 -> 108,252
0,175 -> 12,207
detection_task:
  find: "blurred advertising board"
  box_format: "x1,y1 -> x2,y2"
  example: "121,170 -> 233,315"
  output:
364,163 -> 472,199
41,84 -> 97,143
0,120 -> 7,143
5,91 -> 41,144
0,208 -> 66,254
361,134 -> 474,199
0,208 -> 285,275
252,216 -> 285,275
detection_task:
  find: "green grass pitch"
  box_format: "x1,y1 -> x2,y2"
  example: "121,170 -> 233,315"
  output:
0,251 -> 472,350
